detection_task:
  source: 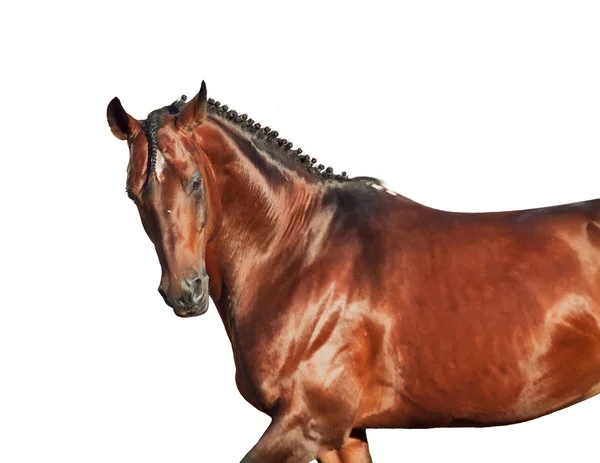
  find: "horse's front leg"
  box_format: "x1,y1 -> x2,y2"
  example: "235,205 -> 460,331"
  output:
239,412 -> 322,463
317,429 -> 373,463
317,450 -> 343,463
337,429 -> 373,463
240,403 -> 350,463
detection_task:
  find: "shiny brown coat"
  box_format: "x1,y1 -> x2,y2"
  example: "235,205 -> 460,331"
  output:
107,83 -> 600,462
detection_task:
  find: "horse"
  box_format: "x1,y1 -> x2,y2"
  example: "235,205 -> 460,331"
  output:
107,81 -> 600,463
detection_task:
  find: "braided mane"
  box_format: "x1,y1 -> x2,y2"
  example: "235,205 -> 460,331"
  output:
143,94 -> 381,185
204,97 -> 350,182
141,97 -> 188,184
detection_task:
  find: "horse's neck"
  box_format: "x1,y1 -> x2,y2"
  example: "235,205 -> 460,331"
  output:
200,122 -> 324,333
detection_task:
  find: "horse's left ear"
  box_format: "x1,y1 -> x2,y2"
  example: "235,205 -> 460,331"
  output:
177,81 -> 208,130
107,97 -> 140,141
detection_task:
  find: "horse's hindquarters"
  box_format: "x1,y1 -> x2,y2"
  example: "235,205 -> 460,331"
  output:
515,292 -> 600,420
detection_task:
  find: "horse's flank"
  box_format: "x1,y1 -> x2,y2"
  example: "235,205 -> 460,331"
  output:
108,86 -> 600,461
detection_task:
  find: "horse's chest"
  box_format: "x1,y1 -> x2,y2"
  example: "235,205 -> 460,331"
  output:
229,300 -> 350,414
229,321 -> 289,414
230,342 -> 284,414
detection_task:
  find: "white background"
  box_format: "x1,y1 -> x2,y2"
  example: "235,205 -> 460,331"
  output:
1,1 -> 600,462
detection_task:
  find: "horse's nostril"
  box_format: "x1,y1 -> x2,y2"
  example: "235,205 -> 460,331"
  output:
158,286 -> 168,302
183,275 -> 207,305
191,277 -> 203,294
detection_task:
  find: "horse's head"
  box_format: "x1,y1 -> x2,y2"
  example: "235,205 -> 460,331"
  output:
106,82 -> 219,317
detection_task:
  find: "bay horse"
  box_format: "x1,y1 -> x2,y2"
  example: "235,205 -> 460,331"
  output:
107,81 -> 600,463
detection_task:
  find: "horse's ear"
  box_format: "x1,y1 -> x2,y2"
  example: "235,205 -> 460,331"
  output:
177,81 -> 208,130
107,97 -> 140,141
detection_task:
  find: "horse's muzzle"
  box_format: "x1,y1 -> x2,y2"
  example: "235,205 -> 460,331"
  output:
158,274 -> 209,317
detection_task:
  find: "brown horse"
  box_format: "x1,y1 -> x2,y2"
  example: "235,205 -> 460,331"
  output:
107,81 -> 600,462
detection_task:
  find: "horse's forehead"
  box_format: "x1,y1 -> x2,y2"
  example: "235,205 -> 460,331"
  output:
156,129 -> 198,173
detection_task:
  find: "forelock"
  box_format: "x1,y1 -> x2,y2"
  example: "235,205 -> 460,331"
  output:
140,95 -> 187,189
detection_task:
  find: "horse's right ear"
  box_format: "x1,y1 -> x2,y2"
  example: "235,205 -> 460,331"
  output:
107,97 -> 140,141
176,81 -> 208,131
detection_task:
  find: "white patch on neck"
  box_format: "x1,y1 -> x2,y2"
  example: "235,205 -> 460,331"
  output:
371,182 -> 399,196
155,149 -> 166,181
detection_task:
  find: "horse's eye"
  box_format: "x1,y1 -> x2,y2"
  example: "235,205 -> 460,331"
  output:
191,176 -> 202,192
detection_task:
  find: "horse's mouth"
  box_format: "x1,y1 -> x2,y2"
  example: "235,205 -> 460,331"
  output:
160,282 -> 210,318
172,293 -> 209,318
173,304 -> 209,318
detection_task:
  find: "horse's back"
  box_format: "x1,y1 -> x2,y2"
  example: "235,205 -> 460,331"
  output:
352,194 -> 600,428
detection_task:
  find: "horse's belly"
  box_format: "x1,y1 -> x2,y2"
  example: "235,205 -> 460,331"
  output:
358,293 -> 600,428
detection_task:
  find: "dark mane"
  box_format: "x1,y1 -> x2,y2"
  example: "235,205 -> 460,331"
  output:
205,97 -> 357,183
144,94 -> 382,186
